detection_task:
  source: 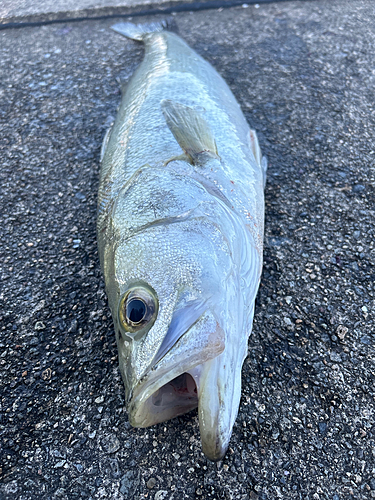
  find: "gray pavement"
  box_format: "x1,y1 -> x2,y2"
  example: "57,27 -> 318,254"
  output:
1,0 -> 375,499
0,0 -> 250,24
0,0 -> 190,21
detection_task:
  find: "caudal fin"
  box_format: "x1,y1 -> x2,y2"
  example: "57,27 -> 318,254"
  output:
111,21 -> 168,41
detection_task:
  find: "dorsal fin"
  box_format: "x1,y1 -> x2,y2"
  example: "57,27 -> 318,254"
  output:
161,99 -> 219,165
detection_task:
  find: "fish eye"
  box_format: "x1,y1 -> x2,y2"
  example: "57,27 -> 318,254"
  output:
126,298 -> 146,324
119,285 -> 158,339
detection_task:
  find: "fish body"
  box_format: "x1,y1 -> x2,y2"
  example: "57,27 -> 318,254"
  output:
97,21 -> 266,461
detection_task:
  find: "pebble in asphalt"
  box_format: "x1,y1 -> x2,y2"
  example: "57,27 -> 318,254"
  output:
1,1 -> 375,499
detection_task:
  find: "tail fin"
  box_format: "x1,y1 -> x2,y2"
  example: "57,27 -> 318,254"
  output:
111,21 -> 168,41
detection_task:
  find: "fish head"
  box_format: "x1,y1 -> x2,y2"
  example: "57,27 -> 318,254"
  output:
108,216 -> 231,389
102,168 -> 260,460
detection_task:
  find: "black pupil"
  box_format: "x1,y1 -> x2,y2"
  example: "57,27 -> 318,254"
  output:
126,299 -> 146,324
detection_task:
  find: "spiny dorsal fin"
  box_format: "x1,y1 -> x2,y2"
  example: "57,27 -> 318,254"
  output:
161,99 -> 219,165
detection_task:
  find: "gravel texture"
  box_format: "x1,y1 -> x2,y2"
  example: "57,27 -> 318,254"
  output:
1,1 -> 375,499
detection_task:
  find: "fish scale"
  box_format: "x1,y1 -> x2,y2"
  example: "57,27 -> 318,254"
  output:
97,21 -> 266,461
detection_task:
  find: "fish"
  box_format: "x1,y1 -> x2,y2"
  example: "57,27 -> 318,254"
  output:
97,20 -> 267,461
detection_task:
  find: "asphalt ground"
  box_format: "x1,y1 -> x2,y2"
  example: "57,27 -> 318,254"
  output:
0,1 -> 274,27
0,0 -> 228,23
1,0 -> 375,499
0,0 -> 172,20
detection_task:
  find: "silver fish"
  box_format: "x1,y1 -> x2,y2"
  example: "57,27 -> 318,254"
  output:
97,21 -> 266,461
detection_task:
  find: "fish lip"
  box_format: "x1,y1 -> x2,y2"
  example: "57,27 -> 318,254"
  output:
201,436 -> 229,462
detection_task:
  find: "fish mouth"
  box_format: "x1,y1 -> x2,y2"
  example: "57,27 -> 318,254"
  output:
127,309 -> 223,428
134,369 -> 200,423
128,359 -> 229,461
126,308 -> 241,461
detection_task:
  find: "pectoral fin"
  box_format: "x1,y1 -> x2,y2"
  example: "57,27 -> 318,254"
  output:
248,128 -> 267,187
161,99 -> 219,165
100,122 -> 114,163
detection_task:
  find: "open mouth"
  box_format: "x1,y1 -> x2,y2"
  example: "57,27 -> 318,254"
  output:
129,363 -> 203,427
127,309 -> 224,428
124,294 -> 253,461
126,310 -> 240,461
148,372 -> 198,418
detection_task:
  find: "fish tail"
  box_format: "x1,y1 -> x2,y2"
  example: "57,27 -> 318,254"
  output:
111,20 -> 169,41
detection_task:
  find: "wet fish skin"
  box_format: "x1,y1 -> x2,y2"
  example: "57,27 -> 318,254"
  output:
97,21 -> 266,461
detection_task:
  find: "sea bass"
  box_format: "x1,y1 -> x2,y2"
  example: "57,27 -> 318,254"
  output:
97,21 -> 266,461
